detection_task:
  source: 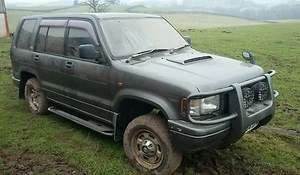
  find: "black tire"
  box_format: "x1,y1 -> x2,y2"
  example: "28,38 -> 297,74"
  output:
24,78 -> 49,115
123,114 -> 182,175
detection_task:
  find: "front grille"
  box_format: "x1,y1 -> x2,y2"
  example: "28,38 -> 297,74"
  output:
242,80 -> 269,109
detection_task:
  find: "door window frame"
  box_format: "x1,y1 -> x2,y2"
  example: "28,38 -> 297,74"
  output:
65,19 -> 105,64
33,18 -> 107,65
34,19 -> 68,56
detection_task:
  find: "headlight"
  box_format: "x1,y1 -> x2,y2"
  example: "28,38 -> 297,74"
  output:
242,87 -> 255,109
189,95 -> 220,116
252,81 -> 269,101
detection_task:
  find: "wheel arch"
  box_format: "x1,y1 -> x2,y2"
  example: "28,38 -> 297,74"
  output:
19,70 -> 39,99
113,89 -> 178,120
112,89 -> 179,142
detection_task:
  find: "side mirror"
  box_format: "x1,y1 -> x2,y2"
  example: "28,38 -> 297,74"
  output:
79,44 -> 105,63
242,51 -> 256,64
183,36 -> 191,45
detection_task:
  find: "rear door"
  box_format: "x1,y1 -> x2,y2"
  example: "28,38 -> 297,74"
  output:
62,19 -> 113,124
32,19 -> 68,101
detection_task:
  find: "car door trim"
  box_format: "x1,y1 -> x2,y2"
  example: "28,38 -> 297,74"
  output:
44,88 -> 117,125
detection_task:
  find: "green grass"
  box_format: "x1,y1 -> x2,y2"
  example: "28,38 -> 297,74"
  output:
7,11 -> 39,30
7,6 -> 266,32
275,19 -> 300,23
161,13 -> 266,29
1,21 -> 300,174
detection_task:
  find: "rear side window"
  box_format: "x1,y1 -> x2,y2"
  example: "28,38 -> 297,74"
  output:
17,19 -> 37,50
35,27 -> 48,52
45,27 -> 65,55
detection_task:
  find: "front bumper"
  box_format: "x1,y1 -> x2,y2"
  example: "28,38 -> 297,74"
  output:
169,70 -> 278,152
169,120 -> 231,152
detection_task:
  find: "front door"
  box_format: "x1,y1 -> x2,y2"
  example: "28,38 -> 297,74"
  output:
62,20 -> 113,124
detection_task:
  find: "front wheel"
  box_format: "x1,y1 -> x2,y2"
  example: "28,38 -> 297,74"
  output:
24,78 -> 49,115
123,114 -> 182,175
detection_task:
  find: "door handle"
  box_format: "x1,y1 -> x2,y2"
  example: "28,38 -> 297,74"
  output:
65,61 -> 74,69
34,55 -> 40,62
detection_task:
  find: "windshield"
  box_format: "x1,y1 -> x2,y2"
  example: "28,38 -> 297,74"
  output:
100,17 -> 188,58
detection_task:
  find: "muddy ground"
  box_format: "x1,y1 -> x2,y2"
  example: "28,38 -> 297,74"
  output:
0,146 -> 85,175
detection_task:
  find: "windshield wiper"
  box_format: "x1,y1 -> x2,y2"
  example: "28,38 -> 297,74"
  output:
126,48 -> 169,63
170,44 -> 190,54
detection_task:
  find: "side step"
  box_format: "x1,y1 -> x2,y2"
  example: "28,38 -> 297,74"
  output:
48,107 -> 114,136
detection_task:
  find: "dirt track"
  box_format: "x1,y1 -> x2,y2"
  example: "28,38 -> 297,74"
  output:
260,126 -> 300,136
0,148 -> 85,175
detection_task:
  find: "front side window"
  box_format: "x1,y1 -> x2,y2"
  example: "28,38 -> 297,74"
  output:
17,19 -> 37,50
100,18 -> 187,58
45,27 -> 65,55
67,28 -> 97,58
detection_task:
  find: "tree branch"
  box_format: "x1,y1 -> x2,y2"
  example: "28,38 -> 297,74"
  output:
84,0 -> 109,13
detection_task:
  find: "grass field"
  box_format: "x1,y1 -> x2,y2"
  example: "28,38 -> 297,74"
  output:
274,19 -> 300,23
0,16 -> 300,174
6,6 -> 267,32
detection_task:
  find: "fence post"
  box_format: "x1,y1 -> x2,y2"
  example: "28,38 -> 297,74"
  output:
1,0 -> 9,36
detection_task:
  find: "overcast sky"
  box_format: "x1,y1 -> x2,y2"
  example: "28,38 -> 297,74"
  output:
5,0 -> 182,6
6,0 -> 145,3
5,0 -> 293,5
6,0 -> 48,4
6,0 -> 47,3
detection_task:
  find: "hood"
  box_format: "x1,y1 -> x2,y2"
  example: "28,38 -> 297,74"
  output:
130,51 -> 264,92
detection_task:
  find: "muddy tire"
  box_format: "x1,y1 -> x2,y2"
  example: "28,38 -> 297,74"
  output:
25,78 -> 49,115
123,114 -> 182,175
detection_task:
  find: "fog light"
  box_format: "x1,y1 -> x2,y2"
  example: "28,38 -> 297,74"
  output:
252,82 -> 269,101
242,87 -> 255,109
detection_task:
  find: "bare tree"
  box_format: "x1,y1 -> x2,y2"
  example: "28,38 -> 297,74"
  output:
74,0 -> 79,6
84,0 -> 109,13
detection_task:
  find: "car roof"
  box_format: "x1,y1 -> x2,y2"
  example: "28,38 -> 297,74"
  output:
22,13 -> 161,20
93,13 -> 161,19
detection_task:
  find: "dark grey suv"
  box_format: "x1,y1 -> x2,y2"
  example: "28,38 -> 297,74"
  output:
11,13 -> 278,175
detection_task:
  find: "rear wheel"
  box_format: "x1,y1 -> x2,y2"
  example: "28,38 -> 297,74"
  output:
123,114 -> 182,175
25,78 -> 49,115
